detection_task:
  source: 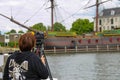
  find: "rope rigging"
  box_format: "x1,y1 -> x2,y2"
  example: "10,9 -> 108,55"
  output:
59,0 -> 92,23
54,1 -> 64,23
24,0 -> 50,24
14,0 -> 28,18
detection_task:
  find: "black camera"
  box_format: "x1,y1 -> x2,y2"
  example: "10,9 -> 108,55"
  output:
35,32 -> 44,46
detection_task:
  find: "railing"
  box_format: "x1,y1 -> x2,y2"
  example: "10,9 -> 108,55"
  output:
0,44 -> 120,54
44,44 -> 120,53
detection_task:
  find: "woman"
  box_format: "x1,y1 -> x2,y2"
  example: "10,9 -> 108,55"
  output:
3,32 -> 48,80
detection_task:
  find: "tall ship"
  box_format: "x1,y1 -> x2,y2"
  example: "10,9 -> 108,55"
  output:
44,0 -> 120,49
1,0 -> 120,50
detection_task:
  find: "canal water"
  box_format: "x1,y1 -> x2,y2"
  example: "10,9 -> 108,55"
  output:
0,52 -> 120,80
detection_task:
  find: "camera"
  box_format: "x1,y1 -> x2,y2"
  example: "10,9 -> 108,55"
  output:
35,32 -> 44,46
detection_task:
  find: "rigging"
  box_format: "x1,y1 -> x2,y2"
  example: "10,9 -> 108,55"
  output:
14,0 -> 28,18
24,0 -> 50,24
60,0 -> 92,23
84,0 -> 111,32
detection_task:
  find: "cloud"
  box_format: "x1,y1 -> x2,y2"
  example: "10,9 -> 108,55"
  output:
0,0 -> 24,7
0,0 -> 120,33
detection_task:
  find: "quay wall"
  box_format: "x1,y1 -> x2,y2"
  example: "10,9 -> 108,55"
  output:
0,44 -> 120,54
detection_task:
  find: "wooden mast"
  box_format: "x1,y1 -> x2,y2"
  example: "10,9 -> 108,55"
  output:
50,0 -> 54,31
0,13 -> 37,32
84,0 -> 111,32
96,0 -> 99,32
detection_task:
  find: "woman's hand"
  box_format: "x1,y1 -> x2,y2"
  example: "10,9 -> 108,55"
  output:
41,55 -> 46,65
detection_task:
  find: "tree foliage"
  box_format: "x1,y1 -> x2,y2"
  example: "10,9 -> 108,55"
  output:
10,29 -> 17,33
30,23 -> 46,31
18,30 -> 24,33
5,29 -> 17,34
53,22 -> 66,32
70,18 -> 93,35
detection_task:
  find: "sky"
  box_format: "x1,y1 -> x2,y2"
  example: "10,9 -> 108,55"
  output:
0,0 -> 120,34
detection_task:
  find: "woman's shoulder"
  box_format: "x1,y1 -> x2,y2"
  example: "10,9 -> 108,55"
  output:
27,52 -> 40,59
8,51 -> 19,58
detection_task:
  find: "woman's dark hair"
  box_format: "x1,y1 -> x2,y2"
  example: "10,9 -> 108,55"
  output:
19,32 -> 36,52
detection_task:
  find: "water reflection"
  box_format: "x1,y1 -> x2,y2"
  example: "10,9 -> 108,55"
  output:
95,52 -> 120,80
47,52 -> 120,80
47,53 -> 96,80
0,52 -> 120,80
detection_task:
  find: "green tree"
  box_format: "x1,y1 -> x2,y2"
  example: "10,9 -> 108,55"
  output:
30,23 -> 46,31
10,29 -> 17,33
53,22 -> 66,32
5,29 -> 17,34
18,30 -> 24,33
70,18 -> 93,35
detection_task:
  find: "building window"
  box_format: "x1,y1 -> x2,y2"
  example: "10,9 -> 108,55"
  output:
111,26 -> 114,30
5,35 -> 9,39
111,18 -> 114,24
99,27 -> 102,32
111,10 -> 115,15
99,19 -> 102,25
115,25 -> 117,29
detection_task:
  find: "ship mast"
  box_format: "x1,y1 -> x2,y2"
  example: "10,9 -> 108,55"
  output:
96,0 -> 99,32
50,0 -> 54,31
84,0 -> 111,32
96,0 -> 112,32
0,13 -> 36,32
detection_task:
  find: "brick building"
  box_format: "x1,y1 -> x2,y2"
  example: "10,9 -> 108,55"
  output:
0,33 -> 22,46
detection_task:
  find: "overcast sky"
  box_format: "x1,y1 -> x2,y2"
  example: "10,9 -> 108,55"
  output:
0,0 -> 120,34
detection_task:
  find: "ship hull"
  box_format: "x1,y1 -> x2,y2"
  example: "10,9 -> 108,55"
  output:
44,36 -> 120,50
44,37 -> 75,49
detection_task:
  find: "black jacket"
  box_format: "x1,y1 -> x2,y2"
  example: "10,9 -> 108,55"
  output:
3,51 -> 49,80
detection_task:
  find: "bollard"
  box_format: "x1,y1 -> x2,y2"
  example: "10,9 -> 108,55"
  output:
107,45 -> 109,51
86,46 -> 88,51
65,46 -> 67,53
75,45 -> 77,52
117,45 -> 119,51
54,46 -> 56,53
4,54 -> 9,64
96,45 -> 99,51
0,53 -> 9,74
3,54 -> 9,71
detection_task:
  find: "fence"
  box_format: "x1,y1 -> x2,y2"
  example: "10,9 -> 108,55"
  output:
44,44 -> 120,53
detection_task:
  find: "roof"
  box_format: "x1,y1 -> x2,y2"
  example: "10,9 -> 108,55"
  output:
99,7 -> 120,17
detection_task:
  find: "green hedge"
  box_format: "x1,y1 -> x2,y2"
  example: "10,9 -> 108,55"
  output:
47,31 -> 77,37
55,32 -> 77,37
8,42 -> 18,48
0,42 -> 4,46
